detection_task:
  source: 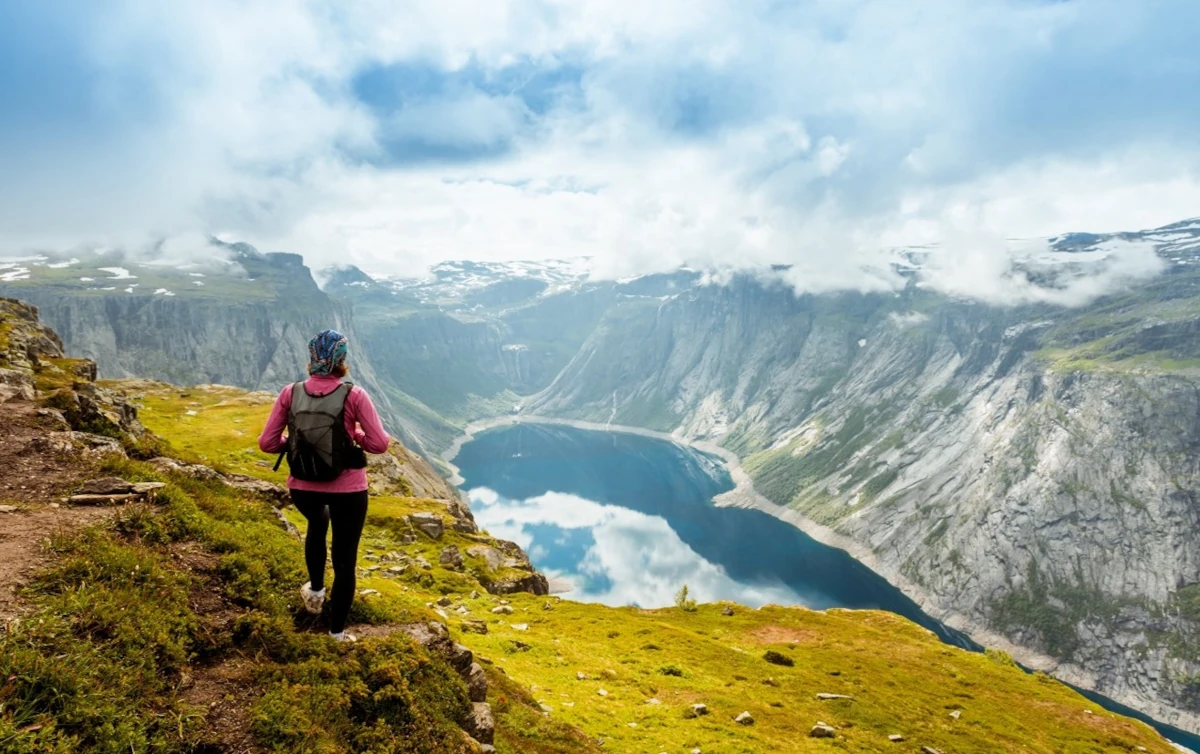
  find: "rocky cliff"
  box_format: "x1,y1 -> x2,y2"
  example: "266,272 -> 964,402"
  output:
528,243 -> 1200,728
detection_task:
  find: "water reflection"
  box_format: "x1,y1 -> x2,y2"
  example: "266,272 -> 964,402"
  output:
468,487 -> 809,608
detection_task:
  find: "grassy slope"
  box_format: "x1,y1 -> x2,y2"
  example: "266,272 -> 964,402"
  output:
122,383 -> 1177,753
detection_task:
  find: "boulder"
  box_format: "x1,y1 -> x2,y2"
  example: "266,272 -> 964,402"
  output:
467,662 -> 488,702
810,723 -> 837,738
735,711 -> 754,725
722,605 -> 735,616
685,703 -> 708,719
408,512 -> 444,540
461,620 -> 488,635
439,546 -> 464,569
461,702 -> 495,746
491,605 -> 514,615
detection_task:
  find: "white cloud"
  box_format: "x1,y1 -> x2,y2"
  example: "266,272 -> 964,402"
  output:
1,0 -> 1198,303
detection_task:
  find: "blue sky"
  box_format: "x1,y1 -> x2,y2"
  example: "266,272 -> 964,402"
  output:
1,0 -> 1198,288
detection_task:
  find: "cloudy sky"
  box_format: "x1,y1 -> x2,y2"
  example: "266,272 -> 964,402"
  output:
2,0 -> 1198,283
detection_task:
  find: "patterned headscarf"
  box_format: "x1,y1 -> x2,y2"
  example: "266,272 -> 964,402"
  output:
308,329 -> 348,376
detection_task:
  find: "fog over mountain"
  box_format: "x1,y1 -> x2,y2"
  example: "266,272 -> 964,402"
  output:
3,1 -> 1200,295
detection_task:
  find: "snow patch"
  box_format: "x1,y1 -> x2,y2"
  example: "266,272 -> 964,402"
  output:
99,267 -> 137,280
46,258 -> 80,269
153,288 -> 176,296
80,277 -> 94,282
0,268 -> 30,282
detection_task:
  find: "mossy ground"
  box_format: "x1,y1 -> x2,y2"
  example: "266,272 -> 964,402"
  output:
121,382 -> 1179,753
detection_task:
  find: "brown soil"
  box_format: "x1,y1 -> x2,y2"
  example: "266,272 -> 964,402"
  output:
0,400 -> 118,621
0,401 -> 98,504
181,656 -> 263,754
746,625 -> 819,645
0,505 -> 117,621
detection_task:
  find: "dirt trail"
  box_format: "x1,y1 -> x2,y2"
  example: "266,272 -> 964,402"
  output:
0,400 -> 109,621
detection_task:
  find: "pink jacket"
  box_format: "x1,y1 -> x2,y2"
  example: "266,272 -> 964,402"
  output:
258,375 -> 391,493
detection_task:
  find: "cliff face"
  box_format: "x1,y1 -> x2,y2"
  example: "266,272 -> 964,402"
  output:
0,245 -> 457,456
528,266 -> 1200,728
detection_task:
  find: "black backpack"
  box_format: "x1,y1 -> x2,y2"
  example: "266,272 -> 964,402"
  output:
273,381 -> 367,482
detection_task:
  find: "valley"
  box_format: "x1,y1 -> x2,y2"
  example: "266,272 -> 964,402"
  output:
3,217 -> 1200,736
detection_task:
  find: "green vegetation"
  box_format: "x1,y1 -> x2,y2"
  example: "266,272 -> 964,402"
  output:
675,585 -> 697,613
1,379 -> 1180,753
990,559 -> 1145,661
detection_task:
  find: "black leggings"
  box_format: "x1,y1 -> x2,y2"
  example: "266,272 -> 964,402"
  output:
290,489 -> 369,634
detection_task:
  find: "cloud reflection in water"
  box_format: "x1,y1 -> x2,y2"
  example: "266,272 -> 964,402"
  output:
468,487 -> 806,609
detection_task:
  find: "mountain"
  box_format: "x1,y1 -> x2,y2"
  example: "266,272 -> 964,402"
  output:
0,299 -> 1178,752
0,239 -> 459,456
5,219 -> 1200,729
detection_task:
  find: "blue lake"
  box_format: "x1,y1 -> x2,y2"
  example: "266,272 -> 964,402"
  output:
453,422 -> 1200,747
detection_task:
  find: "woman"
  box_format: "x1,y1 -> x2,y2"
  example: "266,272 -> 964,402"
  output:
258,329 -> 390,642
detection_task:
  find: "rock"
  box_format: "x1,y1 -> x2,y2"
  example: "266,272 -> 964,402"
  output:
511,623 -> 528,631
0,505 -> 18,513
888,734 -> 904,742
398,530 -> 418,545
470,590 -> 480,599
408,512 -> 444,540
436,595 -> 453,607
809,723 -> 836,738
576,672 -> 587,681
448,643 -> 475,675
816,693 -> 854,701
455,606 -> 470,615
359,589 -> 379,596
949,710 -> 961,720
543,601 -> 554,610
645,697 -> 661,705
685,703 -> 708,718
483,572 -> 551,597
597,689 -> 608,697
439,545 -> 464,569
462,702 -> 495,746
68,493 -> 141,506
921,748 -> 943,754
735,711 -> 754,725
461,620 -> 488,635
415,556 -> 432,571
77,477 -> 137,495
491,605 -> 514,615
722,605 -> 735,616
467,662 -> 488,702
468,545 -> 507,570
387,565 -> 406,574
510,641 -> 532,652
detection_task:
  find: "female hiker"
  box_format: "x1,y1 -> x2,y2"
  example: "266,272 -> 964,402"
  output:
258,329 -> 391,642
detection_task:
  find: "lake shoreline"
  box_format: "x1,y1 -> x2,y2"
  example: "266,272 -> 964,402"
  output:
443,414 -> 1200,740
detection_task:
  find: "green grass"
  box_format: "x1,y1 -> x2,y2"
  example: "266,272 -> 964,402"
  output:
0,459 -> 479,753
101,381 -> 1180,754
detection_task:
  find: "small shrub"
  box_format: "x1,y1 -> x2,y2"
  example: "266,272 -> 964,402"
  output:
675,585 -> 697,613
763,650 -> 794,667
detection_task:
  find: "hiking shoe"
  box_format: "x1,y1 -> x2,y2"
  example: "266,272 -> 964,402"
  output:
329,631 -> 357,643
300,582 -> 325,615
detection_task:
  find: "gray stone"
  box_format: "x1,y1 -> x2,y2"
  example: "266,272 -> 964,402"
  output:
439,545 -> 464,569
407,512 -> 444,540
462,702 -> 495,746
809,723 -> 836,738
734,711 -> 754,725
816,693 -> 854,701
888,734 -> 904,742
461,620 -> 488,635
468,662 -> 488,702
